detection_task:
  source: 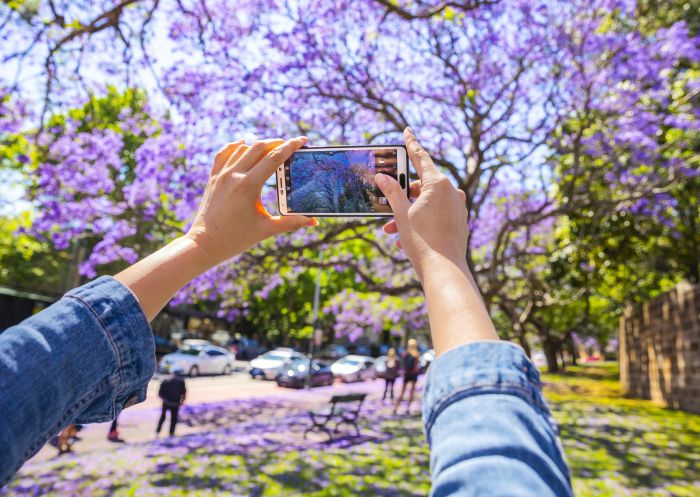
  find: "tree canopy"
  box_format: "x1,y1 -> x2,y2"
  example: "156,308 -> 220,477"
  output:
1,0 -> 697,369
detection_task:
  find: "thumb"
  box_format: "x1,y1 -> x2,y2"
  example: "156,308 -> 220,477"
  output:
269,215 -> 319,234
375,173 -> 410,220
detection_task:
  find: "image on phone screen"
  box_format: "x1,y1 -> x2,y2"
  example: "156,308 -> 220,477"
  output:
285,149 -> 398,214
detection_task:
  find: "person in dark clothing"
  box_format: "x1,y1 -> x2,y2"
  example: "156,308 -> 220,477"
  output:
107,416 -> 124,443
156,371 -> 187,437
394,339 -> 420,415
382,347 -> 399,401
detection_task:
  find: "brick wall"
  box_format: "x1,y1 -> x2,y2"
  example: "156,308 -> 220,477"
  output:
619,282 -> 700,413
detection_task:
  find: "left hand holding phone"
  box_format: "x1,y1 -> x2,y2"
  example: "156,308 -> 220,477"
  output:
115,136 -> 318,321
184,137 -> 319,267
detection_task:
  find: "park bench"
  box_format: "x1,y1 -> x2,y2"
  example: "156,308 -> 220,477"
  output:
304,393 -> 367,440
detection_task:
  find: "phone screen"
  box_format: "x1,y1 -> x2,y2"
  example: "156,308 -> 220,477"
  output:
284,148 -> 398,214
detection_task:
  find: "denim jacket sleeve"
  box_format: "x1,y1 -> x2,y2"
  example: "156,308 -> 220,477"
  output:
422,341 -> 573,497
0,276 -> 155,485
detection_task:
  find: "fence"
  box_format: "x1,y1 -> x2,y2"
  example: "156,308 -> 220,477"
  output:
619,282 -> 700,413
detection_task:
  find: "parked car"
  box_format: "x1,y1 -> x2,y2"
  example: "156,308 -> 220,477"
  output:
159,343 -> 235,377
349,344 -> 372,357
249,348 -> 306,380
330,355 -> 376,382
154,335 -> 177,357
318,344 -> 349,361
230,338 -> 268,360
276,358 -> 334,388
420,349 -> 435,372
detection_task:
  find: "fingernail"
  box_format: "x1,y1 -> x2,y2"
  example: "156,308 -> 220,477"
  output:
405,127 -> 414,134
307,217 -> 319,227
375,173 -> 389,189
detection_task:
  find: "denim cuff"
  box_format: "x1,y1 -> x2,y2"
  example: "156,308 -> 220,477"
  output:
422,341 -> 548,445
65,276 -> 155,421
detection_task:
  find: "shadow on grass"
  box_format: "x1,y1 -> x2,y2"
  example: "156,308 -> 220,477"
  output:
551,398 -> 700,491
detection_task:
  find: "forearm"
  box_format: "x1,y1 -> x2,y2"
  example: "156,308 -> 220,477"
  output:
0,277 -> 154,485
114,236 -> 214,321
423,342 -> 573,497
421,255 -> 499,356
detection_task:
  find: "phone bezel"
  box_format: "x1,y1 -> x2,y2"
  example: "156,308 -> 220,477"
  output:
277,144 -> 409,218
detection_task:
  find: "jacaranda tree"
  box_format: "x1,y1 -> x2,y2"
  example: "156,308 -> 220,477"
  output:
0,0 -> 697,368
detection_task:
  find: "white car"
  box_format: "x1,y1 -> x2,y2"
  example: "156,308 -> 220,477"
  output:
159,343 -> 235,377
330,355 -> 376,382
249,348 -> 306,380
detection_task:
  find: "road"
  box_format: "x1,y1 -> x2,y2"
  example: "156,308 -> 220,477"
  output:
28,367 -> 397,463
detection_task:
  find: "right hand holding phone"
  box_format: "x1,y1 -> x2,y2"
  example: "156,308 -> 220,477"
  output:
375,128 -> 469,282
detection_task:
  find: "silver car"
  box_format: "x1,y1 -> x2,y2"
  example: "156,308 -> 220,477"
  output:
249,348 -> 307,380
159,343 -> 235,377
330,355 -> 376,382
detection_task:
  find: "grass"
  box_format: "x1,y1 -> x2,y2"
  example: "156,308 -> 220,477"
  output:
542,362 -> 700,497
2,362 -> 698,496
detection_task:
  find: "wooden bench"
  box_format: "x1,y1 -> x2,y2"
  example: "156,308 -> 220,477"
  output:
304,393 -> 367,440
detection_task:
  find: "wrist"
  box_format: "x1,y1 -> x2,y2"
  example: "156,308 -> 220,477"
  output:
181,231 -> 231,270
419,252 -> 471,281
171,235 -> 219,276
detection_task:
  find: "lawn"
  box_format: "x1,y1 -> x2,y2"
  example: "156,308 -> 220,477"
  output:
2,363 -> 698,496
542,362 -> 700,497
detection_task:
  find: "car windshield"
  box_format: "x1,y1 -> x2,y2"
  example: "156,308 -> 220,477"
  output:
261,353 -> 286,361
289,359 -> 310,371
339,358 -> 361,366
177,347 -> 202,356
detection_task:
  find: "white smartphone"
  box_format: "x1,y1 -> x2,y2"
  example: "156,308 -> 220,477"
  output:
277,145 -> 409,217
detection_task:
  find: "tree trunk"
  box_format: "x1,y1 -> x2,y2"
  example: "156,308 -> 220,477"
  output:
567,333 -> 578,366
518,333 -> 531,357
543,338 -> 560,373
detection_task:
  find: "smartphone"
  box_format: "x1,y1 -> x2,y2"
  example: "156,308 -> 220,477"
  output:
277,145 -> 408,217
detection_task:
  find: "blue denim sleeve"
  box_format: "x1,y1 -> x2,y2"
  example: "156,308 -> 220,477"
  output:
0,276 -> 155,485
422,341 -> 573,497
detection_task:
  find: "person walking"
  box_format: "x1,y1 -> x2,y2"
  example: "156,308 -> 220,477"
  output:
393,339 -> 421,415
107,416 -> 124,443
156,371 -> 186,437
382,347 -> 399,401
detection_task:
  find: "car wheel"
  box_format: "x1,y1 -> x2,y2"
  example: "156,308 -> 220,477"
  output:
189,366 -> 199,377
222,365 -> 232,375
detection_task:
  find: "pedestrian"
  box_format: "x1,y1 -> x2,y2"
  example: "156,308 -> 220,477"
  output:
156,370 -> 187,437
393,339 -> 421,415
382,347 -> 399,401
107,416 -> 124,443
55,425 -> 78,456
1,131 -> 574,496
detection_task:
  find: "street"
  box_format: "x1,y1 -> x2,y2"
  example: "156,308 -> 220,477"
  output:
29,366 -> 396,464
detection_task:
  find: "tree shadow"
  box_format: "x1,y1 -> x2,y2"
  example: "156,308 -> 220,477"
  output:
552,400 -> 700,490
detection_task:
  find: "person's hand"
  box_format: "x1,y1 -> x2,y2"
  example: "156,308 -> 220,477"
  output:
184,137 -> 318,266
375,128 -> 468,282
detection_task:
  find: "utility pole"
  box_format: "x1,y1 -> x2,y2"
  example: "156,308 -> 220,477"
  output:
305,250 -> 324,389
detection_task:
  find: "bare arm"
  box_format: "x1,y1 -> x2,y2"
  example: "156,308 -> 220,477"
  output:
115,137 -> 317,321
375,128 -> 498,356
377,129 -> 571,497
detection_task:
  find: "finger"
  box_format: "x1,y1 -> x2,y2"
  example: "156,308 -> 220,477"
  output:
225,138 -> 285,174
375,173 -> 411,221
268,215 -> 319,234
249,136 -> 308,187
211,141 -> 245,175
223,144 -> 250,170
409,180 -> 421,199
383,219 -> 398,234
396,238 -> 403,250
403,127 -> 439,180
